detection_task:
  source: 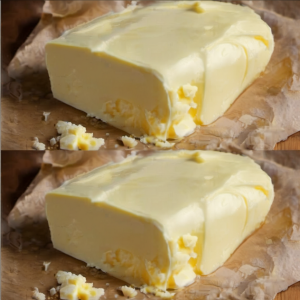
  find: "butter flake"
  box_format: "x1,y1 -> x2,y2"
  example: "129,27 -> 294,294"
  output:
121,286 -> 137,298
32,137 -> 46,151
121,136 -> 137,148
43,261 -> 51,271
32,288 -> 46,300
55,271 -> 104,300
55,121 -> 105,151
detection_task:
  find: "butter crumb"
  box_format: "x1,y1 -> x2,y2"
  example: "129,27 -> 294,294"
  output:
55,121 -> 105,151
121,136 -> 137,148
121,286 -> 137,298
32,138 -> 46,151
32,288 -> 46,300
182,234 -> 198,249
114,144 -> 119,148
114,294 -> 118,298
266,239 -> 273,245
140,286 -> 174,299
43,261 -> 51,271
182,84 -> 198,99
140,136 -> 156,144
49,288 -> 56,296
49,138 -> 57,146
43,112 -> 51,121
140,136 -> 174,148
55,271 -> 104,300
155,290 -> 175,299
155,140 -> 175,149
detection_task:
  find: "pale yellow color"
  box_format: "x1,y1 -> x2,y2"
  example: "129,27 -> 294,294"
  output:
49,288 -> 57,296
55,271 -> 104,300
140,286 -> 175,299
32,288 -> 46,300
56,121 -> 105,150
121,136 -> 138,148
140,136 -> 175,148
32,137 -> 46,151
155,140 -> 175,149
46,1 -> 274,140
46,151 -> 274,290
121,286 -> 137,298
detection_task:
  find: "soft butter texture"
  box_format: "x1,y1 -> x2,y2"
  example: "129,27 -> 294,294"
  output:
56,271 -> 104,300
45,1 -> 274,141
46,151 -> 274,290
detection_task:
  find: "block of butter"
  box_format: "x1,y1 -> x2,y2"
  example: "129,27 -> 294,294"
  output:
45,1 -> 274,141
46,151 -> 274,290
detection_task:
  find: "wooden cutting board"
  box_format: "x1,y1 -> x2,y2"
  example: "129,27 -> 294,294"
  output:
275,132 -> 300,150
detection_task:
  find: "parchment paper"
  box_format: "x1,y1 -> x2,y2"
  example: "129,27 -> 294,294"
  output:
3,150 -> 300,300
2,1 -> 300,150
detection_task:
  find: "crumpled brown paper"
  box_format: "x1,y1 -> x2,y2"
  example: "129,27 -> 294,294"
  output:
4,150 -> 300,300
3,1 -> 300,150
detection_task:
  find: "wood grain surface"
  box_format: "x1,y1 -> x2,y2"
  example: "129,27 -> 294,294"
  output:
275,282 -> 300,300
275,132 -> 300,150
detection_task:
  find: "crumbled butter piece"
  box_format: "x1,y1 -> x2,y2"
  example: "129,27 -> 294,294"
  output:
43,112 -> 51,121
155,140 -> 175,149
49,137 -> 57,146
32,288 -> 46,300
182,234 -> 198,249
140,136 -> 174,148
121,136 -> 137,148
43,261 -> 51,271
141,286 -> 175,299
121,286 -> 137,298
32,137 -> 46,151
49,288 -> 56,296
56,121 -> 104,151
155,290 -> 175,299
55,271 -> 104,300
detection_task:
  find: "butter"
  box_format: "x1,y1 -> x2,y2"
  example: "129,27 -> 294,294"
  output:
121,136 -> 138,148
121,286 -> 137,298
32,137 -> 46,151
141,286 -> 175,299
46,1 -> 274,141
32,288 -> 46,300
56,271 -> 104,300
46,151 -> 274,290
56,121 -> 105,150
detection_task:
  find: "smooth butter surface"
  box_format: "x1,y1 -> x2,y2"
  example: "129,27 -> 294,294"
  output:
46,151 -> 274,290
46,1 -> 274,140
